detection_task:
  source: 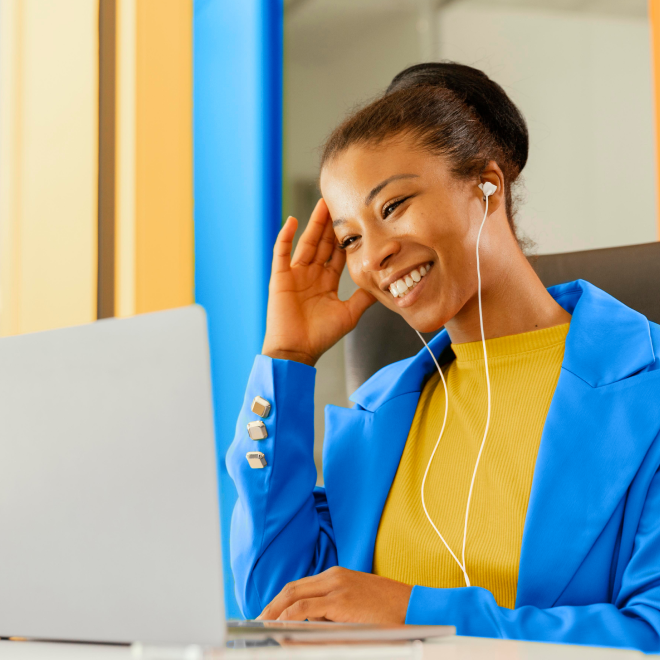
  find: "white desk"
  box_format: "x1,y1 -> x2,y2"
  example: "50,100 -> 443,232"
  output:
0,636 -> 645,660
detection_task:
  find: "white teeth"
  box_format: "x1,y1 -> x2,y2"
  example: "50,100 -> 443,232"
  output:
388,262 -> 433,297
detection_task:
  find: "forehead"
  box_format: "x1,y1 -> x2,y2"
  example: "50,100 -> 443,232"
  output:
320,138 -> 449,208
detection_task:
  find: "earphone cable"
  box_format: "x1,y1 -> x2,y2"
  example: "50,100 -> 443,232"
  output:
415,329 -> 469,586
416,193 -> 492,588
461,195 -> 492,574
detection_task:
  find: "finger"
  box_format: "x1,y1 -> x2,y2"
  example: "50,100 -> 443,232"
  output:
272,216 -> 298,275
325,241 -> 346,277
312,203 -> 338,265
257,573 -> 335,620
345,288 -> 377,328
278,597 -> 330,622
291,198 -> 330,267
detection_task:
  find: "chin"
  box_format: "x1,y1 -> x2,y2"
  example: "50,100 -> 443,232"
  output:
402,309 -> 446,335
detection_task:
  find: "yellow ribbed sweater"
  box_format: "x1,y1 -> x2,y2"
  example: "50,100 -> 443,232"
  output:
373,323 -> 570,609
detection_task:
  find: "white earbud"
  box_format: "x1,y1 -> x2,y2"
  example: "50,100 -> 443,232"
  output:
478,182 -> 497,198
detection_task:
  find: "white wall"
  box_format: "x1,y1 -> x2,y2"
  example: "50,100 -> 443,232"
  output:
438,2 -> 657,254
286,9 -> 421,180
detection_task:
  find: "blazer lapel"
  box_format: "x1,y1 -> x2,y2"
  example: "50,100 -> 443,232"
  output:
516,280 -> 660,608
516,368 -> 660,608
323,330 -> 453,572
323,394 -> 419,571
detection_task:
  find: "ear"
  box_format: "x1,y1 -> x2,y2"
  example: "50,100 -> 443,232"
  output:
478,161 -> 505,213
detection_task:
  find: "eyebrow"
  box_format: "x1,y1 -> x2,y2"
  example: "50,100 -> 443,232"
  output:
332,173 -> 419,227
364,173 -> 418,206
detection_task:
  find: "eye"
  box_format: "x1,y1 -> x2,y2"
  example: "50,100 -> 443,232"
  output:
382,196 -> 409,219
338,235 -> 358,250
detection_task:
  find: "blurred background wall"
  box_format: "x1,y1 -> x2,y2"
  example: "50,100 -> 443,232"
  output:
283,0 -> 659,483
439,1 -> 655,254
0,0 -> 193,336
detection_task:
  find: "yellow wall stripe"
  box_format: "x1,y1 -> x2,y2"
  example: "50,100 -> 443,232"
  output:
134,0 -> 194,314
0,0 -> 98,336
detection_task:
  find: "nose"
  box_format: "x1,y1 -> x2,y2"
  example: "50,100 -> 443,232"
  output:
360,232 -> 401,273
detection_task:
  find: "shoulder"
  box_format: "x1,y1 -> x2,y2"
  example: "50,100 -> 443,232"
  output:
348,334 -> 454,412
348,356 -> 417,412
368,355 -> 417,384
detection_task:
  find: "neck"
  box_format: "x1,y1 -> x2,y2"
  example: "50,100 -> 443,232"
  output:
444,235 -> 572,345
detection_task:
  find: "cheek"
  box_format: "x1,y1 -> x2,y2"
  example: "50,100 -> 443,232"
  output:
346,257 -> 370,290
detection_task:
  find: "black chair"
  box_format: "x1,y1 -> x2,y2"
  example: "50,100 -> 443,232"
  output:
344,241 -> 660,395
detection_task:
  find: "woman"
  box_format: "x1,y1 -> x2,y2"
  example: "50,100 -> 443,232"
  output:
226,63 -> 660,651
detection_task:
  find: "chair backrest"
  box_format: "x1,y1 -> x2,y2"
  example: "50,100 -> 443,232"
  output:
344,241 -> 660,395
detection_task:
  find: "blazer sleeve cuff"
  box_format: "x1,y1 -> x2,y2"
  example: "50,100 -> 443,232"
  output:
405,585 -> 503,638
227,354 -> 317,514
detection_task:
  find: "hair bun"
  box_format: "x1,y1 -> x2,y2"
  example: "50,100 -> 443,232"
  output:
387,62 -> 529,175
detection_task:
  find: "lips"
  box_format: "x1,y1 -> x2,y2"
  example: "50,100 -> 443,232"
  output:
388,262 -> 433,298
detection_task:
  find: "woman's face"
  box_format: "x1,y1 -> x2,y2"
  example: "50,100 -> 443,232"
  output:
320,138 -> 504,334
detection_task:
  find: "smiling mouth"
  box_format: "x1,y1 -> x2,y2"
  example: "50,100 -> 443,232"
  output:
388,262 -> 433,298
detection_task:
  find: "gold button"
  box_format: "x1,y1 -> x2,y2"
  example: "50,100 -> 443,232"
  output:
251,396 -> 271,418
247,420 -> 268,440
246,451 -> 267,468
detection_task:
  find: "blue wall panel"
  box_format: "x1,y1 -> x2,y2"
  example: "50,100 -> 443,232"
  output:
193,0 -> 283,618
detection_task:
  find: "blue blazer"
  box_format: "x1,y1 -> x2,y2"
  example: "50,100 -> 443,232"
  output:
227,280 -> 660,652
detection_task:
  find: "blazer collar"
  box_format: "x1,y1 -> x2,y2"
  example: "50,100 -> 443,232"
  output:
552,280 -> 655,387
348,331 -> 451,412
349,279 -> 655,412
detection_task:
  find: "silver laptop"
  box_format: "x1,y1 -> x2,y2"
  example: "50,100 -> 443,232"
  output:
0,306 -> 226,646
0,307 -> 454,649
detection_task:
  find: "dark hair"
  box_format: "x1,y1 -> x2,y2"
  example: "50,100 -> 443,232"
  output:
321,62 -> 529,233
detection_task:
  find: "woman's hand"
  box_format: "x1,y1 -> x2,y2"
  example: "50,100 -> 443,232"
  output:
256,567 -> 413,624
262,199 -> 376,367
